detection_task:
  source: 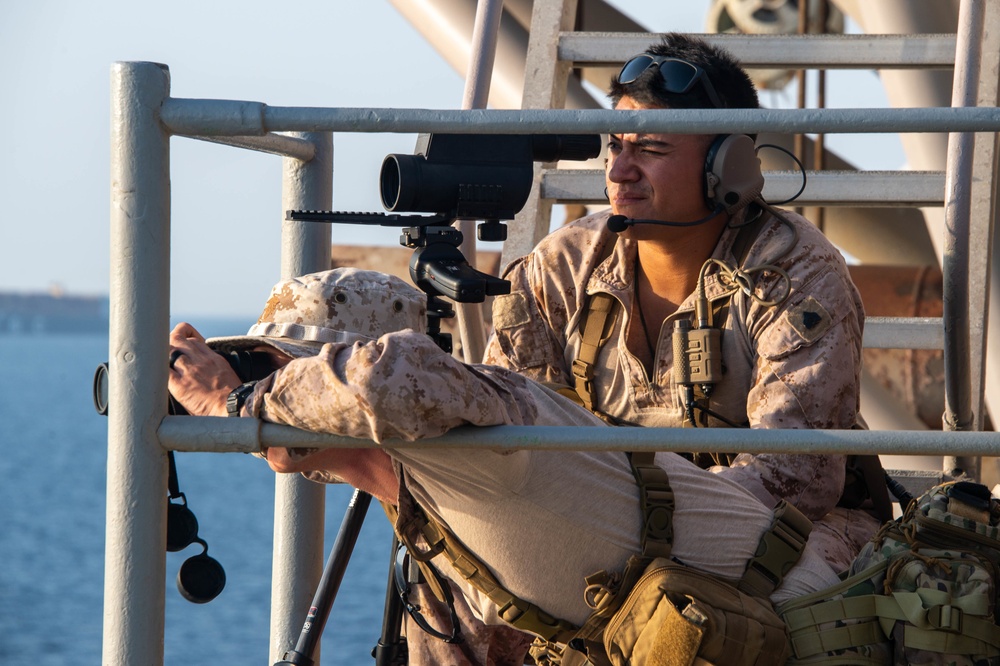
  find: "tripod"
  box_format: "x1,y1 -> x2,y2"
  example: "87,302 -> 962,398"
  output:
274,225 -> 508,666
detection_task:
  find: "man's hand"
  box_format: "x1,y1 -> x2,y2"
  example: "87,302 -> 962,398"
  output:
168,322 -> 241,417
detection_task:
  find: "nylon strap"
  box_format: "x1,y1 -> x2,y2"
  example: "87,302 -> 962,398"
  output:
386,480 -> 581,643
737,499 -> 812,598
380,500 -> 451,604
572,292 -> 615,414
785,591 -> 1000,658
628,451 -> 676,559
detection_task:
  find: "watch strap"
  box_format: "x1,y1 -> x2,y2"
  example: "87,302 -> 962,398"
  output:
227,381 -> 258,417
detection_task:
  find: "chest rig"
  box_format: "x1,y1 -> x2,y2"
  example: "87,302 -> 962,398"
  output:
571,208 -> 769,430
568,209 -> 894,522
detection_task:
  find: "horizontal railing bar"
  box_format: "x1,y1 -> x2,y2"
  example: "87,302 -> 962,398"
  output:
185,133 -> 317,161
159,101 -> 1000,137
864,317 -> 943,350
560,33 -> 958,69
159,417 -> 1000,457
542,169 -> 946,207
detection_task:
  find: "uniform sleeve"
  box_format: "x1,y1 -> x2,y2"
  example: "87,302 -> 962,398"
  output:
483,252 -> 573,386
713,264 -> 864,519
255,331 -> 573,443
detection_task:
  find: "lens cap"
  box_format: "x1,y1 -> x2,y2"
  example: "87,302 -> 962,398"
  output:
93,363 -> 110,416
166,502 -> 199,552
177,546 -> 227,604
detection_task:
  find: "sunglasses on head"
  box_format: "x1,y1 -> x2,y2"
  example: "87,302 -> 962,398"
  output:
618,54 -> 724,109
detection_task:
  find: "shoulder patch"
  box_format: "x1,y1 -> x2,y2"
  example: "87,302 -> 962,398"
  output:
786,295 -> 832,343
492,292 -> 532,330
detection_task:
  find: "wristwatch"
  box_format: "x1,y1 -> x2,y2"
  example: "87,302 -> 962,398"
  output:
226,381 -> 258,417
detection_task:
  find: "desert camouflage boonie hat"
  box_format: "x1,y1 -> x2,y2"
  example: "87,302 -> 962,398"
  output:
208,267 -> 427,358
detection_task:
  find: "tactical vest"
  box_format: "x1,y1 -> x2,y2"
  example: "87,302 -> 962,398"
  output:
570,209 -> 766,423
386,451 -> 813,665
565,211 -> 893,524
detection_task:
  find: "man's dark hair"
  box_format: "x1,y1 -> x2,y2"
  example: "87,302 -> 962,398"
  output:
608,33 -> 760,110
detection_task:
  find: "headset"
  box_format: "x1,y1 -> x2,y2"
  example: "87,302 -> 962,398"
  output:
703,133 -> 765,216
606,132 -> 765,232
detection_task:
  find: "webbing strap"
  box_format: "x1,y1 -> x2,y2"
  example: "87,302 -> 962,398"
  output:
416,507 -> 580,643
903,622 -> 1000,655
572,292 -> 616,414
790,618 -> 887,658
785,591 -> 1000,658
628,451 -> 675,559
737,499 -> 812,598
380,500 -> 452,604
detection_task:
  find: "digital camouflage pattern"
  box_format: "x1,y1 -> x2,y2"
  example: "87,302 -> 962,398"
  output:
225,270 -> 599,666
241,313 -> 839,664
209,267 -> 427,359
779,482 -> 1000,665
485,207 -> 874,571
249,329 -> 606,445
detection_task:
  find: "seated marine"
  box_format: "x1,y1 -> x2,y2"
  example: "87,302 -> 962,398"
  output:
167,267 -> 841,664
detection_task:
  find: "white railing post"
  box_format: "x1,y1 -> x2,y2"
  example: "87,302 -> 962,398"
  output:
269,131 -> 333,664
104,61 -> 172,666
942,0 -> 986,468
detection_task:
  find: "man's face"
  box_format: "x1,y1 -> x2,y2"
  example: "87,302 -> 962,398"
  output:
605,96 -> 715,224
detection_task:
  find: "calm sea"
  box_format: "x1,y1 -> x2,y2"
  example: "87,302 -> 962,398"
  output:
0,322 -> 395,665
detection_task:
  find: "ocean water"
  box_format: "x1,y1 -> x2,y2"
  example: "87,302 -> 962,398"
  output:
0,323 -> 395,665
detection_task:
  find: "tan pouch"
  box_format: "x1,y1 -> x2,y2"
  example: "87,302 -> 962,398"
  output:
603,558 -> 790,666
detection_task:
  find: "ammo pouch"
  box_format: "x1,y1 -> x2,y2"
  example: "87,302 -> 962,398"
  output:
602,558 -> 791,666
777,481 -> 1000,665
548,454 -> 811,666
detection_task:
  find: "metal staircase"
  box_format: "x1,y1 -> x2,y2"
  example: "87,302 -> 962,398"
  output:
504,0 -> 1000,490
100,2 -> 1000,664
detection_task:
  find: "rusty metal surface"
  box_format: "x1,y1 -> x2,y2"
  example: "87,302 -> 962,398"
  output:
850,264 -> 945,430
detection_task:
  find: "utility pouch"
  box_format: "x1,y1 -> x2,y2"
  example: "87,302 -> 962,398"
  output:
778,481 -> 1000,666
603,558 -> 790,666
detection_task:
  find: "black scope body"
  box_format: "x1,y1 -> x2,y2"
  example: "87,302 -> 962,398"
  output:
92,350 -> 279,417
379,133 -> 601,220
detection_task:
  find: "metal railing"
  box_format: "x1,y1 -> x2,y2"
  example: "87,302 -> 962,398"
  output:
106,57 -> 1000,665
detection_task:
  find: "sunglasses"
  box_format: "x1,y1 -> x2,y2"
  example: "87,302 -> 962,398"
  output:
617,54 -> 724,109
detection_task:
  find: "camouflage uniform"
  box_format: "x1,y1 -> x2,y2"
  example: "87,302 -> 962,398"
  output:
247,330 -> 839,637
484,208 -> 880,572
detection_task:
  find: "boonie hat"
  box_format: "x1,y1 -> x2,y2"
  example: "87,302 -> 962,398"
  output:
209,267 -> 427,358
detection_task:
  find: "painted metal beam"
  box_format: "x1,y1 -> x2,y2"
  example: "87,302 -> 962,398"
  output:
158,418 -> 1000,457
159,101 -> 1000,136
186,133 -> 316,161
269,132 -> 333,665
540,169 -> 947,207
559,33 -> 958,69
105,60 -> 171,666
864,317 -> 943,350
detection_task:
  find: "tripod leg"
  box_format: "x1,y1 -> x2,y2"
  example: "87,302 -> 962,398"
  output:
274,488 -> 373,666
372,536 -> 408,665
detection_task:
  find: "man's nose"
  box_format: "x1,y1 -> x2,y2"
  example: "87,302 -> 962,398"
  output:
606,151 -> 638,183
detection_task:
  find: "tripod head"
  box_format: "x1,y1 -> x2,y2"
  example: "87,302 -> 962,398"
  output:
400,224 -> 510,353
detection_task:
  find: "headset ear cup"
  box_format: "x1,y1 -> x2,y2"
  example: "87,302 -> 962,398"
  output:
704,135 -> 728,210
704,134 -> 765,215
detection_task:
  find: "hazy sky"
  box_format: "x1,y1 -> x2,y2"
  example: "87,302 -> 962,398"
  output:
0,1 -> 899,317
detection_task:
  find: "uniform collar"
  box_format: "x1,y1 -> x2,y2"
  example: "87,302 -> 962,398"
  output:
587,206 -> 758,315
